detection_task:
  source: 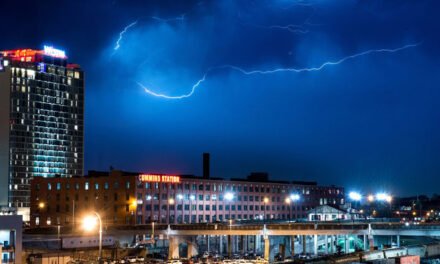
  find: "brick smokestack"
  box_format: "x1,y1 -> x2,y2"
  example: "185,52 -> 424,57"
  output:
203,153 -> 210,179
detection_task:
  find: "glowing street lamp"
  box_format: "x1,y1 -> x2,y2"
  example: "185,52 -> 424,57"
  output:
285,198 -> 292,220
225,192 -> 234,201
288,194 -> 301,220
177,194 -> 184,224
349,192 -> 362,201
189,195 -> 195,223
168,198 -> 175,224
82,212 -> 102,262
225,192 -> 234,222
367,195 -> 375,202
290,194 -> 300,202
376,193 -> 391,201
39,202 -> 45,209
263,197 -> 269,222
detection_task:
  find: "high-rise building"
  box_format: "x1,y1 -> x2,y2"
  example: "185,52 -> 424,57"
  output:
0,46 -> 84,219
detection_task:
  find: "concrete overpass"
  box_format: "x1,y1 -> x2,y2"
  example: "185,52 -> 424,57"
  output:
24,221 -> 440,261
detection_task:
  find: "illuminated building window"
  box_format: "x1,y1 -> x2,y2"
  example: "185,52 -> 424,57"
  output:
56,183 -> 61,190
47,183 -> 51,190
104,182 -> 109,190
95,183 -> 99,190
85,182 -> 89,190
126,182 -> 130,189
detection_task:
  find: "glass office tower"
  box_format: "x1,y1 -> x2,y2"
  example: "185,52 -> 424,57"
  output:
0,46 -> 84,219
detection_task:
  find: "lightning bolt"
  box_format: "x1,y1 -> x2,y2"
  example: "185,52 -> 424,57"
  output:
113,21 -> 138,52
150,14 -> 185,23
138,43 -> 420,99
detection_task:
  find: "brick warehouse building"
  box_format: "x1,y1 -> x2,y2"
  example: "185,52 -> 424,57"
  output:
30,157 -> 344,228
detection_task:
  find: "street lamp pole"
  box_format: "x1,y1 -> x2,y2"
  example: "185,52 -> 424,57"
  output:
84,212 -> 102,262
263,197 -> 269,223
285,198 -> 291,220
168,198 -> 175,225
190,195 -> 195,224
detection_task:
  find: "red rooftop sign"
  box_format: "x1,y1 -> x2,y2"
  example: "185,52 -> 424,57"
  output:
138,174 -> 180,183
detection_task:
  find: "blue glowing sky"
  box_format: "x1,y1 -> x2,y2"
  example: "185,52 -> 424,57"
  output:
1,0 -> 440,195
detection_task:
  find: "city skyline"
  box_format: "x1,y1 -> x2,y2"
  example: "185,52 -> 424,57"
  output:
1,0 -> 440,196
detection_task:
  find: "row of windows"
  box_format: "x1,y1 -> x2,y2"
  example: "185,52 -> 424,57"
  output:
142,182 -> 342,195
40,181 -> 130,191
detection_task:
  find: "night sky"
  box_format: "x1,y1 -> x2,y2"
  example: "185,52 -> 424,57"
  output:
1,0 -> 440,196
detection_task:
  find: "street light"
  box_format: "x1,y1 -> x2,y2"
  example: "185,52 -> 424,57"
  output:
82,212 -> 102,262
285,197 -> 292,220
263,197 -> 269,222
225,192 -> 234,222
168,198 -> 175,224
348,192 -> 362,202
289,194 -> 300,219
189,195 -> 195,223
177,194 -> 184,224
39,202 -> 45,209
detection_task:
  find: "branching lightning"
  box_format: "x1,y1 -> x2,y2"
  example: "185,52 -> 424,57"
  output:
138,43 -> 420,100
150,14 -> 185,23
113,21 -> 138,52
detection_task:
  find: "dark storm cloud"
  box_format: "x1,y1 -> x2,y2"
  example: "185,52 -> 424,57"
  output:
1,0 -> 439,195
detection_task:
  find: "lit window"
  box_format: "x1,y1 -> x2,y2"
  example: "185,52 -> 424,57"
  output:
56,183 -> 61,190
48,183 -> 52,190
74,71 -> 80,79
85,182 -> 89,190
74,125 -> 78,131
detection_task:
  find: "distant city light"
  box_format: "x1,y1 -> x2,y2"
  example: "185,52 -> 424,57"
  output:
189,195 -> 195,201
349,191 -> 362,201
376,193 -> 392,202
177,194 -> 183,200
367,195 -> 375,202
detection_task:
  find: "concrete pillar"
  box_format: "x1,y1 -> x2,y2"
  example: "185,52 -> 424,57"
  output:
313,235 -> 318,256
280,243 -> 286,260
369,235 -> 375,251
290,236 -> 295,257
264,237 -> 270,261
168,237 -> 179,259
219,235 -> 223,254
207,235 -> 210,252
302,235 -> 307,254
242,236 -> 247,253
187,238 -> 198,258
396,235 -> 400,248
227,235 -> 232,257
330,235 -> 335,253
325,235 -> 328,254
363,235 -> 368,251
255,235 -> 261,253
